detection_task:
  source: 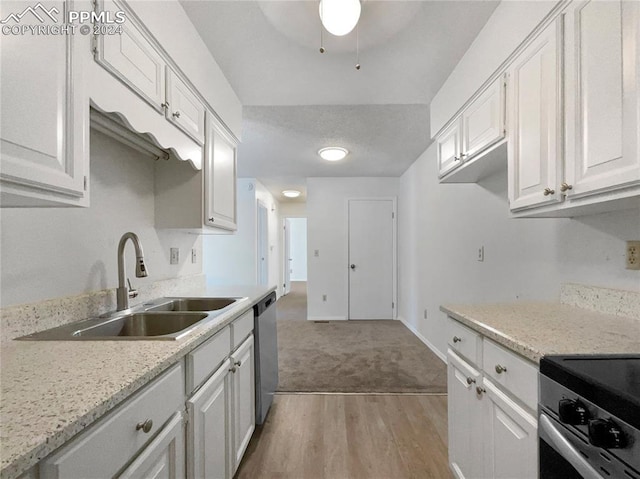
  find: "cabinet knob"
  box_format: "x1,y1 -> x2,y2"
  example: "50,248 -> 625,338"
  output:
560,182 -> 573,192
234,360 -> 242,367
453,336 -> 462,343
466,377 -> 476,385
208,217 -> 215,222
135,419 -> 153,433
476,386 -> 486,395
229,366 -> 237,373
495,364 -> 507,374
460,153 -> 467,159
172,111 -> 181,118
161,102 -> 169,109
543,187 -> 555,196
454,156 -> 460,162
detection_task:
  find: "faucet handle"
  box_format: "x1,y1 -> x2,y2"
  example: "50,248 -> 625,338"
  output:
127,278 -> 139,299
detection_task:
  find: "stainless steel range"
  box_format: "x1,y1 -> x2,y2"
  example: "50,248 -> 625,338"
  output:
539,355 -> 640,479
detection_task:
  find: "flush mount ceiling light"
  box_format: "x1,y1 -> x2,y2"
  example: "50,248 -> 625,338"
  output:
282,190 -> 301,198
318,147 -> 349,162
319,0 -> 361,37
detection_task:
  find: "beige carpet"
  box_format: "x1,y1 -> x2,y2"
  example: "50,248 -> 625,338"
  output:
277,282 -> 447,393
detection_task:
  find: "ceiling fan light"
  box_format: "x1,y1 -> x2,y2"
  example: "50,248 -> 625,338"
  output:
282,190 -> 301,198
318,147 -> 348,161
319,0 -> 361,37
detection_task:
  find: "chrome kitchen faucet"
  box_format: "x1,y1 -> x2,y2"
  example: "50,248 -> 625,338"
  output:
116,232 -> 148,311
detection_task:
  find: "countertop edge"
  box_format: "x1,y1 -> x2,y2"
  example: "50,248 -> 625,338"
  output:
1,286 -> 276,479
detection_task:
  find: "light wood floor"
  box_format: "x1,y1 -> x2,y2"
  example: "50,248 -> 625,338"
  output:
235,394 -> 453,479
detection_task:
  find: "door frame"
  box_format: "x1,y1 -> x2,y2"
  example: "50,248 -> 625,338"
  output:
346,197 -> 398,320
283,218 -> 291,295
257,200 -> 269,286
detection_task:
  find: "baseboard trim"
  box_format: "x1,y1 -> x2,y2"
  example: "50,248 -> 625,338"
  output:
398,316 -> 447,363
307,316 -> 347,321
275,392 -> 448,396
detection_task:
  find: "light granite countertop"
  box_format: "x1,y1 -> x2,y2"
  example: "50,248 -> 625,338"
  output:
440,302 -> 640,364
0,285 -> 275,479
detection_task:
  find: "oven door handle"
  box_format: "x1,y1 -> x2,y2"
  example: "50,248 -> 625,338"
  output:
539,413 -> 603,479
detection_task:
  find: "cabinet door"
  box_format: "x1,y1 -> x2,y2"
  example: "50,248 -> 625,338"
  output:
119,412 -> 186,479
447,350 -> 483,479
187,359 -> 232,479
437,119 -> 463,178
231,335 -> 255,472
564,0 -> 640,198
462,75 -> 506,159
0,0 -> 88,207
482,379 -> 537,479
166,68 -> 205,145
507,19 -> 563,211
205,115 -> 238,231
96,0 -> 166,113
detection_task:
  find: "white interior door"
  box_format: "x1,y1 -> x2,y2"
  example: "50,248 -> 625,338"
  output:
283,218 -> 292,295
348,199 -> 395,320
257,202 -> 268,286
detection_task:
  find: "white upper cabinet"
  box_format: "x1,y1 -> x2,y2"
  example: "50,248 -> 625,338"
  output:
205,116 -> 238,231
563,0 -> 640,199
462,76 -> 506,160
437,119 -> 462,178
96,1 -> 166,114
166,68 -> 206,144
0,0 -> 89,207
507,19 -> 563,211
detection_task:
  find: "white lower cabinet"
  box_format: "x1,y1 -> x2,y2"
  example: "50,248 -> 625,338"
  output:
119,412 -> 186,479
231,335 -> 255,472
187,359 -> 232,479
447,318 -> 538,479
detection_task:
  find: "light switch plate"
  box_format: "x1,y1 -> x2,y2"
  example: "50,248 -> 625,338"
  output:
170,248 -> 179,265
191,248 -> 197,264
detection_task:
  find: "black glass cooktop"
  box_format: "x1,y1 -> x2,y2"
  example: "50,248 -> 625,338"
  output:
540,354 -> 640,430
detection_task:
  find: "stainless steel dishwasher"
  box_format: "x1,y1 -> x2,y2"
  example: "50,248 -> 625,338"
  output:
253,292 -> 278,425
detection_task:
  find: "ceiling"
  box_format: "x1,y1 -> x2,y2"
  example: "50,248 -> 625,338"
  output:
179,0 -> 499,201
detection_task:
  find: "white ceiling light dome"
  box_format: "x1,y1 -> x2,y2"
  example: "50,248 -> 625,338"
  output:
318,147 -> 349,162
282,190 -> 301,198
319,0 -> 361,37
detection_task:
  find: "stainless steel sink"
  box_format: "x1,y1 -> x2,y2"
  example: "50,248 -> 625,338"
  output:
146,297 -> 238,312
73,312 -> 209,339
16,296 -> 247,341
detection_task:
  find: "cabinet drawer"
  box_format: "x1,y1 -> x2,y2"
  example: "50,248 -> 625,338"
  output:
483,339 -> 538,411
186,326 -> 231,394
447,318 -> 481,366
40,363 -> 185,479
231,310 -> 254,350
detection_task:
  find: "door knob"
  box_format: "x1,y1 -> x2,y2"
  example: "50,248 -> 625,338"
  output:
350,264 -> 356,270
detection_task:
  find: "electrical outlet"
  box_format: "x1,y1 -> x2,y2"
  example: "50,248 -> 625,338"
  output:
322,294 -> 327,302
170,248 -> 179,265
424,309 -> 428,319
477,246 -> 484,262
191,248 -> 197,264
627,241 -> 640,270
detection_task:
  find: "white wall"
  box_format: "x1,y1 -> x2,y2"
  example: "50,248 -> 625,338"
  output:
288,218 -> 307,281
430,0 -> 558,136
398,143 -> 640,358
306,177 -> 399,320
203,179 -> 282,295
280,202 -> 307,218
0,130 -> 202,308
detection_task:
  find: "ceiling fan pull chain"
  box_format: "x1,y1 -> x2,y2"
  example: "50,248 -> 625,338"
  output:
355,23 -> 361,70
319,1 -> 326,53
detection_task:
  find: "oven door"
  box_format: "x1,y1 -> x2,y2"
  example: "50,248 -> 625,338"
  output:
539,413 -> 604,479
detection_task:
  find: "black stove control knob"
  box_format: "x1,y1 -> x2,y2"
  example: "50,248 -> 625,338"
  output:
558,398 -> 589,425
588,418 -> 627,449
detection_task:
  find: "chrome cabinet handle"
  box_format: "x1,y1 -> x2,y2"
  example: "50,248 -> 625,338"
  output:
136,419 -> 153,433
208,217 -> 214,222
476,386 -> 486,395
453,336 -> 462,343
350,264 -> 356,270
543,187 -> 555,196
495,364 -> 507,374
466,377 -> 476,385
560,182 -> 573,192
454,156 -> 460,161
161,102 -> 169,109
234,360 -> 242,367
172,111 -> 181,118
229,366 -> 237,373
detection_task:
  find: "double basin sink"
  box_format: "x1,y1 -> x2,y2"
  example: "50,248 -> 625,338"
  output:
18,297 -> 246,341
